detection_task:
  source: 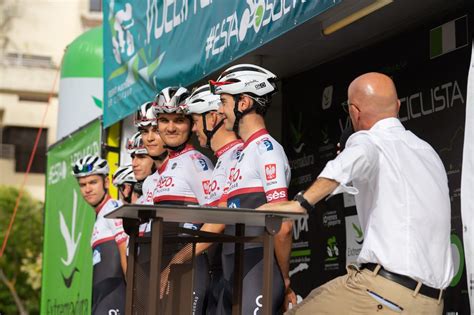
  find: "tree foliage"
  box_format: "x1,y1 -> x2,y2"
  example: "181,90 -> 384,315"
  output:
0,186 -> 43,314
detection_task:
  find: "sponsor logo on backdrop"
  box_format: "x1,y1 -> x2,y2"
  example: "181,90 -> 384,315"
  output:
322,85 -> 333,110
59,190 -> 82,288
450,234 -> 465,287
345,215 -> 364,265
323,210 -> 341,227
205,0 -> 311,59
289,262 -> 309,277
324,235 -> 340,271
399,80 -> 464,122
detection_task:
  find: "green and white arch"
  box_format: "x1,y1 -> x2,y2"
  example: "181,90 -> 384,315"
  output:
57,26 -> 103,139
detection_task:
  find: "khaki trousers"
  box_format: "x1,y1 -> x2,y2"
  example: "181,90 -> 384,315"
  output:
286,265 -> 443,315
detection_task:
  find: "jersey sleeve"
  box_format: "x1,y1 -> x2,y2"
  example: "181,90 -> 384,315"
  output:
256,140 -> 291,203
188,153 -> 214,205
104,201 -> 129,244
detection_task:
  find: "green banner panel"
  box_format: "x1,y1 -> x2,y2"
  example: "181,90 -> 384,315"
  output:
41,119 -> 101,314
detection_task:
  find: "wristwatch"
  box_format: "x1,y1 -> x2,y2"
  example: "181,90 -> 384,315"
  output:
293,191 -> 314,212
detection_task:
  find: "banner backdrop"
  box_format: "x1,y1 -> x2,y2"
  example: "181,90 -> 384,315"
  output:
283,13 -> 471,313
103,0 -> 341,127
41,119 -> 101,314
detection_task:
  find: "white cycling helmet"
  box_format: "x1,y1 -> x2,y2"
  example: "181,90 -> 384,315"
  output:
126,132 -> 148,155
182,85 -> 221,114
134,101 -> 157,127
72,155 -> 109,178
209,64 -> 277,97
112,164 -> 137,187
153,86 -> 190,114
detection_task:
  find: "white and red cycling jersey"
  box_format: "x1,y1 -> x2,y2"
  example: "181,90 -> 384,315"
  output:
138,171 -> 160,236
205,139 -> 243,206
91,196 -> 128,250
221,129 -> 290,253
153,144 -> 213,206
141,171 -> 160,205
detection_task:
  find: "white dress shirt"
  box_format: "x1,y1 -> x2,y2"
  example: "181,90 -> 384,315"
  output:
319,117 -> 454,289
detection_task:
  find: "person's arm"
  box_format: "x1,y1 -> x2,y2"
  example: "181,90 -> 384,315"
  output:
118,241 -> 128,277
273,219 -> 296,311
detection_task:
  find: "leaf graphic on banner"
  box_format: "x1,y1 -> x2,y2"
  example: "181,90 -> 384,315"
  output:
352,223 -> 363,238
147,52 -> 166,77
108,64 -> 128,80
59,190 -> 82,266
92,96 -> 103,109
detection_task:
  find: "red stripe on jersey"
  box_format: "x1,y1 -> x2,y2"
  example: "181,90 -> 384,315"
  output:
158,159 -> 169,175
228,187 -> 265,199
208,199 -> 221,207
169,144 -> 195,158
95,195 -> 111,214
215,139 -> 243,158
243,129 -> 269,149
153,195 -> 199,204
92,236 -> 115,248
265,188 -> 288,203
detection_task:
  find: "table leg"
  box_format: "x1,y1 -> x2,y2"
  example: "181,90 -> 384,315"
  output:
125,233 -> 136,315
232,223 -> 245,315
262,232 -> 274,315
148,218 -> 163,314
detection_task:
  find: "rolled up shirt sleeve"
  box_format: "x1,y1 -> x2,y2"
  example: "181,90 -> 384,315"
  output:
318,132 -> 379,195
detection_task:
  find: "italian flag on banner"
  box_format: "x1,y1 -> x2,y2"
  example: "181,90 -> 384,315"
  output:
430,16 -> 468,59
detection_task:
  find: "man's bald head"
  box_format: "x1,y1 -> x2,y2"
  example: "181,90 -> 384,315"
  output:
347,72 -> 400,131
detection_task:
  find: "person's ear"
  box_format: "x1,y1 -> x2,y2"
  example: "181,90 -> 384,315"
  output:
238,95 -> 252,111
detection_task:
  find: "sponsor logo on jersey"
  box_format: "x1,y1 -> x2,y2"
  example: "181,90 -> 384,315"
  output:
171,162 -> 177,169
232,148 -> 243,160
193,158 -> 209,171
228,168 -> 242,182
266,188 -> 287,202
202,180 -> 211,194
265,163 -> 276,180
111,200 -> 119,207
257,138 -> 273,153
157,176 -> 174,189
215,160 -> 222,169
237,152 -> 245,162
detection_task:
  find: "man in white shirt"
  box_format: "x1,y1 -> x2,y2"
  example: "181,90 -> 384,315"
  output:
259,72 -> 454,314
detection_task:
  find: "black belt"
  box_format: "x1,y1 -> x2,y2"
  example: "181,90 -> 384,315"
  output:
361,263 -> 443,300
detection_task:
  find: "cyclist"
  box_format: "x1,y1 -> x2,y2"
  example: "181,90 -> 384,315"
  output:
129,103 -> 167,313
125,131 -> 155,207
209,64 -> 295,313
163,84 -> 243,313
153,86 -> 214,314
73,155 -> 128,315
112,164 -> 137,203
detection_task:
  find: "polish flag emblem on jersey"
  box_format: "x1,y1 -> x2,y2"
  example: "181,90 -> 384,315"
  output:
265,164 -> 276,180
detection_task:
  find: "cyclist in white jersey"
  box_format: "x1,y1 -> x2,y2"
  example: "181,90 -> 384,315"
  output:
112,164 -> 138,203
210,64 -> 296,313
73,155 -> 128,315
153,86 -> 214,314
162,84 -> 243,313
128,102 -> 168,313
135,102 -> 168,206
